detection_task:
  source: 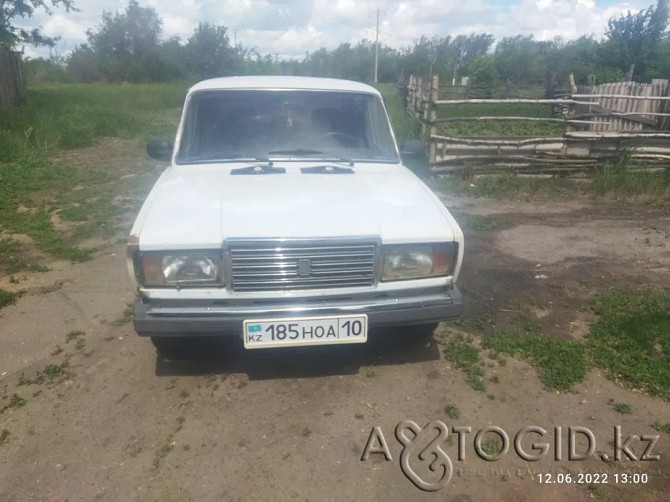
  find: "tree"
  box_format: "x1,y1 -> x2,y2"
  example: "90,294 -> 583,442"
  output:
600,0 -> 669,81
468,54 -> 499,92
85,0 -> 163,81
185,23 -> 242,78
0,0 -> 77,47
494,35 -> 546,85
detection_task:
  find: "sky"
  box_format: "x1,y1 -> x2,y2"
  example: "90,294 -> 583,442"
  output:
18,0 -> 655,59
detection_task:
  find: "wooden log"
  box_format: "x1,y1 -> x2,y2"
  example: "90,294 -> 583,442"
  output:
432,116 -> 600,125
434,98 -> 591,105
571,94 -> 670,100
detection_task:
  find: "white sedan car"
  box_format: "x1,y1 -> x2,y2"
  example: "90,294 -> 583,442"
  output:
126,76 -> 463,353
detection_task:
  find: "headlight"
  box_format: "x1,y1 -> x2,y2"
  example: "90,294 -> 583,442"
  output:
382,243 -> 457,281
140,251 -> 222,287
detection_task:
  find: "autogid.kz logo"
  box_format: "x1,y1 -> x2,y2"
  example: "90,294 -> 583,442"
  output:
360,420 -> 661,492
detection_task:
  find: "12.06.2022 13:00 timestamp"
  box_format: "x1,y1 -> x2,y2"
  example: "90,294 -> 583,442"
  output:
537,472 -> 650,484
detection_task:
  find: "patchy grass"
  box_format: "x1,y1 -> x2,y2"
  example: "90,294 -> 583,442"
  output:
433,156 -> 670,205
484,331 -> 588,391
111,304 -> 133,326
609,401 -> 633,414
65,330 -> 86,351
18,361 -> 72,386
0,288 -> 23,310
478,434 -> 504,456
0,84 -> 183,270
652,421 -> 670,434
0,237 -> 49,274
478,290 -> 669,398
443,404 -> 461,420
587,290 -> 670,399
440,335 -> 486,391
0,393 -> 27,413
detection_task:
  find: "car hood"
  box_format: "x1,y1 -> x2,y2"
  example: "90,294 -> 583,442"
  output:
135,163 -> 459,250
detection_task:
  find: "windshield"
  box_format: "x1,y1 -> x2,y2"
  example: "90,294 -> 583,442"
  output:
176,89 -> 399,164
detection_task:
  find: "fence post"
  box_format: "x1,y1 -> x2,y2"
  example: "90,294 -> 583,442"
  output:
429,74 -> 439,166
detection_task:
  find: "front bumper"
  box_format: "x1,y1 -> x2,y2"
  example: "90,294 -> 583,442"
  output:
133,286 -> 462,337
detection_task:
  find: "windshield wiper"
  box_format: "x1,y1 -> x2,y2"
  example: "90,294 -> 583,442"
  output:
301,165 -> 354,174
266,148 -> 355,166
230,163 -> 286,175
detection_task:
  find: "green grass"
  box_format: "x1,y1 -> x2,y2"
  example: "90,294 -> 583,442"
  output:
610,401 -> 633,414
377,83 -> 422,142
478,435 -> 504,456
0,83 -> 183,269
0,289 -> 23,310
18,361 -> 72,386
435,102 -> 563,137
443,404 -> 461,420
440,335 -> 486,391
479,290 -> 669,398
484,331 -> 588,391
0,84 -> 185,157
0,237 -> 49,274
652,421 -> 670,434
587,290 -> 670,399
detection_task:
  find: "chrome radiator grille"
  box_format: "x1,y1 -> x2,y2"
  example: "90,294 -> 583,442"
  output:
228,241 -> 377,291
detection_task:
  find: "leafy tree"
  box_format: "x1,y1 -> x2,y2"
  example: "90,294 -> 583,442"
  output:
185,23 -> 242,78
494,35 -> 546,85
600,0 -> 669,81
85,0 -> 163,81
0,0 -> 76,47
468,54 -> 499,92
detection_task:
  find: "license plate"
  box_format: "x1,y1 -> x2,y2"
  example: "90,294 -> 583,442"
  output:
243,314 -> 368,349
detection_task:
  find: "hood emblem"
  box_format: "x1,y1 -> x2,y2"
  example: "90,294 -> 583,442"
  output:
297,259 -> 312,277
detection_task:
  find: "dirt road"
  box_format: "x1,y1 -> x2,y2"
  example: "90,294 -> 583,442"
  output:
1,143 -> 669,501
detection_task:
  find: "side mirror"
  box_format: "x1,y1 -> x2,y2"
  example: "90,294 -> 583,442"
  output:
147,139 -> 173,162
399,140 -> 427,159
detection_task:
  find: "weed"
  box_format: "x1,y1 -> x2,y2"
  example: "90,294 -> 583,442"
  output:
50,345 -> 63,356
152,433 -> 175,469
489,375 -> 500,384
478,435 -> 504,457
0,393 -> 27,413
587,290 -> 670,399
365,369 -> 377,378
18,361 -> 72,385
0,429 -> 9,445
112,304 -> 134,326
302,427 -> 312,437
236,380 -> 248,389
0,289 -> 23,310
179,389 -> 189,398
441,336 -> 486,391
65,330 -> 86,350
183,444 -> 191,451
443,404 -> 460,420
610,402 -> 633,414
484,331 -> 587,391
652,421 -> 670,434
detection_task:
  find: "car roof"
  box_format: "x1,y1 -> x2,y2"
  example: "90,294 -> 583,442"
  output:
188,76 -> 381,96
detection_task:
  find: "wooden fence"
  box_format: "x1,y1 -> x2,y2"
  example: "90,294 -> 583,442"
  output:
404,74 -> 670,174
0,45 -> 26,111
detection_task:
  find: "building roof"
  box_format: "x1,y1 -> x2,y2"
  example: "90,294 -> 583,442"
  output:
188,76 -> 381,95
